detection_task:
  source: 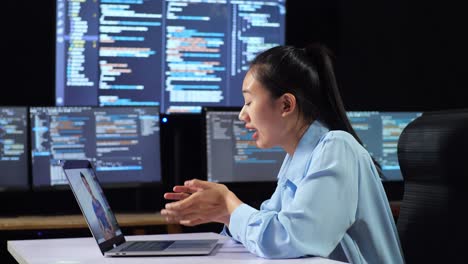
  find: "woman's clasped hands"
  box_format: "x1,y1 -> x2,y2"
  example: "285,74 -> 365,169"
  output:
161,179 -> 243,227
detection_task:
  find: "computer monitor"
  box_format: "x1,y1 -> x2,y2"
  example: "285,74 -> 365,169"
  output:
30,106 -> 161,189
347,111 -> 423,181
203,109 -> 421,183
0,107 -> 29,191
55,0 -> 286,113
202,107 -> 286,183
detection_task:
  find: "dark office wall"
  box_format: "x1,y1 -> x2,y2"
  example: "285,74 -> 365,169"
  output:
334,1 -> 468,111
3,1 -> 55,107
286,1 -> 468,112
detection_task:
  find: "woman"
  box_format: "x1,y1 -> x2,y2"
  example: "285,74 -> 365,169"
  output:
161,44 -> 404,263
81,172 -> 115,240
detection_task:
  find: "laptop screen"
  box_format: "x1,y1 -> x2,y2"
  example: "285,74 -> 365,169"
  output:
64,161 -> 123,244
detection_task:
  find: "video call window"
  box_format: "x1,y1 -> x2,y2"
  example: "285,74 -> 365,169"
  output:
203,107 -> 286,183
66,167 -> 121,243
55,0 -> 286,113
30,106 -> 162,188
347,111 -> 422,181
0,107 -> 29,191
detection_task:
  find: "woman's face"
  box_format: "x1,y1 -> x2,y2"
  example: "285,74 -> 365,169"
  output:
238,70 -> 286,149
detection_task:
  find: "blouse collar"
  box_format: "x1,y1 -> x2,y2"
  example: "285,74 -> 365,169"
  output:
278,120 -> 330,185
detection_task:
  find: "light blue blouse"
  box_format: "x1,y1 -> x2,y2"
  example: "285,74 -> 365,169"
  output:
223,121 -> 404,263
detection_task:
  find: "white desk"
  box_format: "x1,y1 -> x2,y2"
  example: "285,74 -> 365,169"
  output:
8,232 -> 346,264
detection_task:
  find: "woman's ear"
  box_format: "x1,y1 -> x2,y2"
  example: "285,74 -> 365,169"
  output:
280,93 -> 296,117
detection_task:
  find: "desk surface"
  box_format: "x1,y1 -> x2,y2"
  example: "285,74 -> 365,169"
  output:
8,232 -> 346,264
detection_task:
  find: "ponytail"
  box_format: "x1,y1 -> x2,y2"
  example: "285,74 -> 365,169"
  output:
304,44 -> 383,177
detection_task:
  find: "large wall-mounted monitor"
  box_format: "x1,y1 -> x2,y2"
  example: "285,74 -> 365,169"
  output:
55,0 -> 286,113
0,107 -> 29,191
203,107 -> 285,183
30,106 -> 161,189
347,111 -> 422,181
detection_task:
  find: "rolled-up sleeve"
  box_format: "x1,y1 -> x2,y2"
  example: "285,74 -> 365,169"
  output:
228,135 -> 359,259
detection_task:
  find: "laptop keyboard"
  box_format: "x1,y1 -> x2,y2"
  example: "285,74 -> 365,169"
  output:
122,241 -> 175,252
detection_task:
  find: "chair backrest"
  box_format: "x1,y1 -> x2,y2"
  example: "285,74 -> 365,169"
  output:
397,109 -> 468,263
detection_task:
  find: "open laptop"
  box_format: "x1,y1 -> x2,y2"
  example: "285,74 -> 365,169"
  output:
61,159 -> 219,256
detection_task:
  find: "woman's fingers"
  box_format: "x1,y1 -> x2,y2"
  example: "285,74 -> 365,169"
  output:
166,180 -> 217,199
184,179 -> 213,189
161,209 -> 189,223
162,202 -> 227,225
173,185 -> 199,194
163,185 -> 201,201
168,211 -> 211,227
163,192 -> 190,200
162,215 -> 179,224
165,192 -> 200,210
180,218 -> 210,226
161,209 -> 200,224
161,208 -> 194,217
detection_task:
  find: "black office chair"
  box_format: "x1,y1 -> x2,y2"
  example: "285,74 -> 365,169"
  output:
397,109 -> 468,263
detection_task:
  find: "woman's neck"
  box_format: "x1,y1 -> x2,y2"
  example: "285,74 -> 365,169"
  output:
283,120 -> 311,156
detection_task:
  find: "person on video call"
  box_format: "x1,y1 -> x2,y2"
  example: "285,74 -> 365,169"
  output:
81,172 -> 115,240
161,43 -> 404,263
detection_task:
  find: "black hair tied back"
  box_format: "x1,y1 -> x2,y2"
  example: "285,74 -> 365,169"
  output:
303,43 -> 384,177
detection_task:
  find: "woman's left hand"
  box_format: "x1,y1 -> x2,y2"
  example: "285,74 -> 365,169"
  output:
161,179 -> 243,226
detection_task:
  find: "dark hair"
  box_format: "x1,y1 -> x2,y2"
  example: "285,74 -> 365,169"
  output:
250,43 -> 383,177
80,172 -> 89,183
